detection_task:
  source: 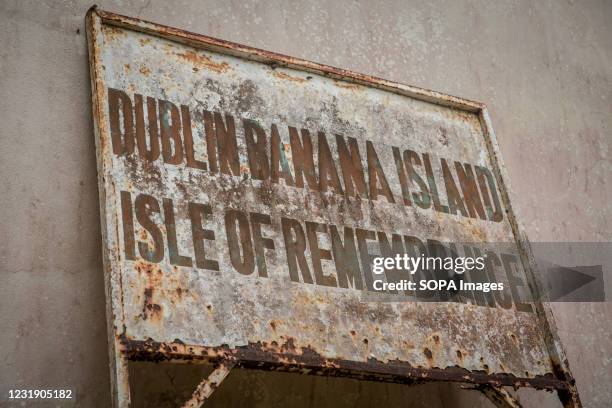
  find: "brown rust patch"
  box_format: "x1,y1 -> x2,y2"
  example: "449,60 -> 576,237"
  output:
103,25 -> 126,40
272,71 -> 306,83
134,260 -> 165,321
134,260 -> 157,276
402,340 -> 414,350
142,287 -> 162,321
459,217 -> 488,241
120,337 -> 568,391
334,80 -> 361,90
175,51 -> 230,73
139,65 -> 151,76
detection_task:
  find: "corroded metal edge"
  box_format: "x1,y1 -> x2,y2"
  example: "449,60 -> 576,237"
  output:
86,7 -> 131,408
121,337 -> 567,392
93,7 -> 484,114
478,109 -> 581,407
85,6 -> 582,407
181,360 -> 236,408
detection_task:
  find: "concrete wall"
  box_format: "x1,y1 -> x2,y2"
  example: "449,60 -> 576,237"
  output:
1,0 -> 610,407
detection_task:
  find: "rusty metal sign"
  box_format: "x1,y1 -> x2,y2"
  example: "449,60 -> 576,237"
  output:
86,7 -> 580,407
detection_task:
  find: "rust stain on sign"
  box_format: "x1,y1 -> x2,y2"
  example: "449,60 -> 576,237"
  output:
86,7 -> 580,407
174,50 -> 231,73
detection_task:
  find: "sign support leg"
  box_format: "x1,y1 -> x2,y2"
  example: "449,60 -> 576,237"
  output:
477,385 -> 523,408
181,360 -> 236,408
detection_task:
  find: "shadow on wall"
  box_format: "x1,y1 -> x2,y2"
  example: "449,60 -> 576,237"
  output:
128,361 -> 470,407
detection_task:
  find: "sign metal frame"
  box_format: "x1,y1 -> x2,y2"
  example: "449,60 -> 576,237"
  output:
86,7 -> 580,407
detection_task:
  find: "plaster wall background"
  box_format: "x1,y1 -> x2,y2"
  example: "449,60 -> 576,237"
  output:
1,1 -> 610,406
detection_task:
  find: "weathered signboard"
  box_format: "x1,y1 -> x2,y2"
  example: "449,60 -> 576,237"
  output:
86,8 -> 580,407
